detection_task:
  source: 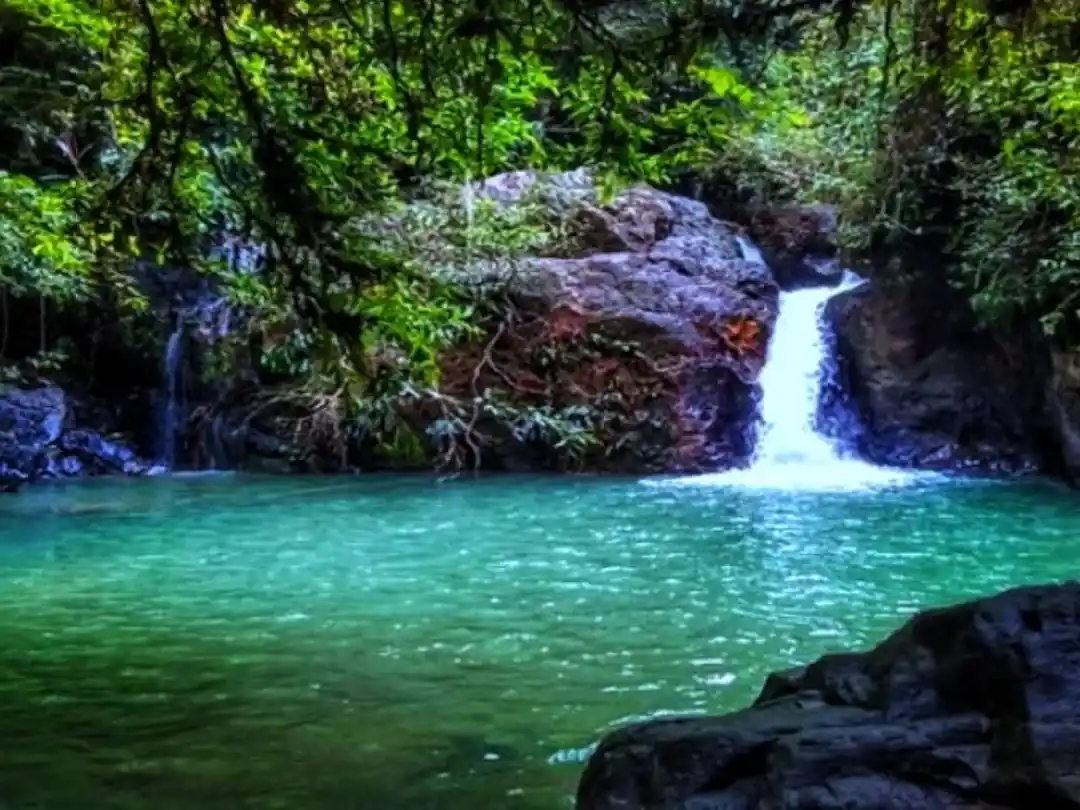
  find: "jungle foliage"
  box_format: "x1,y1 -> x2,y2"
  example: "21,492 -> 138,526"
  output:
731,0 -> 1080,340
0,0 -> 1078,464
0,0 -> 822,465
0,0 -> 802,349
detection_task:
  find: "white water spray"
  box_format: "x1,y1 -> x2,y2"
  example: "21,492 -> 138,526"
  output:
751,274 -> 863,469
462,172 -> 476,238
661,237 -> 921,492
726,273 -> 916,490
156,319 -> 184,469
737,233 -> 767,266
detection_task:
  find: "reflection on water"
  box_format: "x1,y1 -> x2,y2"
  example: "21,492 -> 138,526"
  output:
0,472 -> 1075,809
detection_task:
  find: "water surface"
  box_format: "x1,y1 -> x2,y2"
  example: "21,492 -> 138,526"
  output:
0,472 -> 1077,809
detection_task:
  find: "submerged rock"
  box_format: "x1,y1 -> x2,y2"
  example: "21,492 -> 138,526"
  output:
577,582 -> 1080,810
0,386 -> 151,491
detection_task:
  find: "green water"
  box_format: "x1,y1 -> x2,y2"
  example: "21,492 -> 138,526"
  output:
0,472 -> 1078,810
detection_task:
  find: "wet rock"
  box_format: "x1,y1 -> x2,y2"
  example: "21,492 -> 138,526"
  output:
577,582 -> 1080,810
437,171 -> 779,472
0,387 -> 67,445
1042,348 -> 1080,485
0,443 -> 44,492
0,385 -> 151,491
821,266 -> 1042,473
59,428 -> 147,474
745,204 -> 840,290
0,388 -> 65,491
181,377 -> 323,474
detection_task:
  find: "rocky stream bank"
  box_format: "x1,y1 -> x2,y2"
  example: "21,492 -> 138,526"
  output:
3,171 -> 1080,491
0,387 -> 159,492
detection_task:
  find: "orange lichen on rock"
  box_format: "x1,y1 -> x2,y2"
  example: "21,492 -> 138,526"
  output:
694,314 -> 765,360
722,316 -> 762,357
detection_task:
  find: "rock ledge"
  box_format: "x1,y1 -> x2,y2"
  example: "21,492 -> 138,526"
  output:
577,582 -> 1080,810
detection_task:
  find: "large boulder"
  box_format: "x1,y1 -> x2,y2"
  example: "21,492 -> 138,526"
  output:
0,385 -> 152,492
435,171 -> 779,472
577,582 -> 1080,810
182,171 -> 781,475
821,254 -> 1044,473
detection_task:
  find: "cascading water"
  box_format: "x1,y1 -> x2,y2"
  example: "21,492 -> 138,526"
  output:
146,234 -> 261,474
736,233 -> 767,266
751,273 -> 863,469
156,318 -> 185,469
662,236 -> 921,491
727,273 -> 916,490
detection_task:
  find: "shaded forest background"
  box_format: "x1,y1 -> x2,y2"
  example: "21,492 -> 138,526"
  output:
1,0 -> 1078,466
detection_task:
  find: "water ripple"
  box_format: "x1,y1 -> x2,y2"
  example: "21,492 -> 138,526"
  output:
0,473 -> 1073,809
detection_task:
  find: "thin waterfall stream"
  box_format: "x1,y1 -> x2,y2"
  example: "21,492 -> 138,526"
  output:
153,266 -> 243,471
156,318 -> 185,469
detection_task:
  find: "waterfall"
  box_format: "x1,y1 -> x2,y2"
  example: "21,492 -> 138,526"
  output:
156,319 -> 184,469
722,271 -> 916,490
737,232 -> 861,470
659,237 -> 921,491
736,234 -> 766,266
751,274 -> 864,468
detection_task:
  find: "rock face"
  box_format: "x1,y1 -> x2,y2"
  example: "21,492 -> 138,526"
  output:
698,193 -> 1065,477
436,171 -> 778,472
1043,348 -> 1080,484
820,252 -> 1045,473
129,172 -> 780,477
577,582 -> 1080,810
744,204 -> 843,291
182,377 -> 326,474
0,386 -> 152,492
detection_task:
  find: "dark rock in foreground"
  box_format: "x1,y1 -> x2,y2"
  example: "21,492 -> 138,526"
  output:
577,582 -> 1080,810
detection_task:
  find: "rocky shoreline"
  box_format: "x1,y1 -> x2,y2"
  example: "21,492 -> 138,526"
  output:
3,172 -> 1080,491
576,581 -> 1080,810
0,387 -> 157,492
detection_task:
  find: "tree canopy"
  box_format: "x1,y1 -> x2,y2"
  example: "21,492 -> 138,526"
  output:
1,0 -> 814,325
737,0 -> 1080,341
1,0 -> 1078,437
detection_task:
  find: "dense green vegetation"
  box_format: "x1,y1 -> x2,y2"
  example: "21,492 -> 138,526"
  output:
740,0 -> 1080,341
1,0 -> 1078,464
